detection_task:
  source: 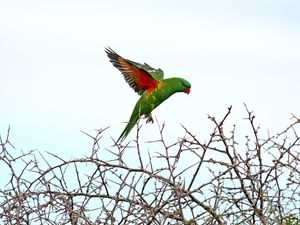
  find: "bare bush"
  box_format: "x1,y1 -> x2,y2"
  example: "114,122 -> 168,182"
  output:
1,106 -> 299,225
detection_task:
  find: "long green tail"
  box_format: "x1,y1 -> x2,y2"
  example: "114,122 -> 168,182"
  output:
116,117 -> 138,143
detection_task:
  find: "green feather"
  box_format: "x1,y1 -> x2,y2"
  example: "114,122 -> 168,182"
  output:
128,60 -> 164,81
117,78 -> 191,142
105,48 -> 191,143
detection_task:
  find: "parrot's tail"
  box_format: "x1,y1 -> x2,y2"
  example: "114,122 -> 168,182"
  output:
116,118 -> 138,143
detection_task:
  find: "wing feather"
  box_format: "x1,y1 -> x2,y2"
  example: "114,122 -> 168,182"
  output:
105,47 -> 162,95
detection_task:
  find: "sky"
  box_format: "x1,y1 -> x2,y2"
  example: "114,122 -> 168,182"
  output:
1,0 -> 300,158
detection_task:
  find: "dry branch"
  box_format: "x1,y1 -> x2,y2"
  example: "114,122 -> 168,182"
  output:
1,106 -> 299,224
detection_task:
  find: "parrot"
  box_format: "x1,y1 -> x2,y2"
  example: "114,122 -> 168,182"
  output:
105,47 -> 191,143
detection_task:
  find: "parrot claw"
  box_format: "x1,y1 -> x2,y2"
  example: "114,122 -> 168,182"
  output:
145,114 -> 154,124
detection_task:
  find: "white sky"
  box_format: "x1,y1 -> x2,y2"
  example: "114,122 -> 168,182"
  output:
1,0 -> 300,157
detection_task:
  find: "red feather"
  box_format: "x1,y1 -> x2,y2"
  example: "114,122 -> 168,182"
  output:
119,57 -> 159,93
106,48 -> 159,94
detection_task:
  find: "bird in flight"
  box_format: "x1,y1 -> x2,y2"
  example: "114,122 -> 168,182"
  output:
105,47 -> 191,143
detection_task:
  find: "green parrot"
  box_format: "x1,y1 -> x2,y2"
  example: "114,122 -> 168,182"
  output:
105,47 -> 191,143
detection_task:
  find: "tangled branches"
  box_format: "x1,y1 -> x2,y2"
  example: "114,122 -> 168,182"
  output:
0,106 -> 299,224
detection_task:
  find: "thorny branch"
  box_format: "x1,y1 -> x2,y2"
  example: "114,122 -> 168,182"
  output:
0,106 -> 300,225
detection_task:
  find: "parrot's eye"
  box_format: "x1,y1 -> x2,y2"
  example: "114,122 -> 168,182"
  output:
181,81 -> 187,87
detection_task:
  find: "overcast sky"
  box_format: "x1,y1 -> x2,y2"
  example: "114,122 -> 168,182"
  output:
1,0 -> 300,157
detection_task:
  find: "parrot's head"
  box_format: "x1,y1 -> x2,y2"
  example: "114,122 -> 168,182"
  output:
174,78 -> 191,94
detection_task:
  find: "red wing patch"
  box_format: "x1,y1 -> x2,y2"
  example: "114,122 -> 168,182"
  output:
106,48 -> 159,94
119,58 -> 159,93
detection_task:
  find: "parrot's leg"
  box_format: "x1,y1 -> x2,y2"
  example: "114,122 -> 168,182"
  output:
145,113 -> 154,124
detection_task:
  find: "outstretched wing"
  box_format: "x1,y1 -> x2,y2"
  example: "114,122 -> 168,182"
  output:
128,61 -> 164,82
105,47 -> 164,95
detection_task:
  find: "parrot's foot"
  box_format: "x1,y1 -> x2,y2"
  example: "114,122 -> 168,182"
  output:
145,114 -> 154,124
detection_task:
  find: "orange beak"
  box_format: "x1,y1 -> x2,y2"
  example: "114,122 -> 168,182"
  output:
184,88 -> 190,94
